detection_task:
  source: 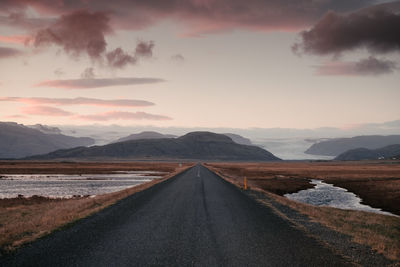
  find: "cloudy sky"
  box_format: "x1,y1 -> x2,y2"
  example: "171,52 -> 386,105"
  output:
0,0 -> 399,129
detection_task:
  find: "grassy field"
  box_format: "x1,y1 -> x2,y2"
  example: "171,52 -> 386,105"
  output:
206,161 -> 400,261
0,161 -> 193,253
205,161 -> 400,215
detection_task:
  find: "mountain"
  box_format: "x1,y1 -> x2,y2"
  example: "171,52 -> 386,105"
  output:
27,131 -> 281,161
223,133 -> 253,145
0,122 -> 95,159
113,131 -> 177,143
28,124 -> 62,135
335,144 -> 400,161
305,135 -> 400,156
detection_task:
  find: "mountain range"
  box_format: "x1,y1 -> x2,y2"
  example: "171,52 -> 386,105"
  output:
335,144 -> 400,161
0,122 -> 95,159
27,131 -> 280,161
305,135 -> 400,156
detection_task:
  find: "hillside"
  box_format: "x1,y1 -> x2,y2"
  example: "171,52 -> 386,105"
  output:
113,131 -> 177,143
335,144 -> 400,160
305,135 -> 400,156
27,131 -> 280,161
0,122 -> 95,159
223,133 -> 253,145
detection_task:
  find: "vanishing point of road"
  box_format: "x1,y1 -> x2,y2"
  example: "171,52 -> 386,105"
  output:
1,164 -> 350,266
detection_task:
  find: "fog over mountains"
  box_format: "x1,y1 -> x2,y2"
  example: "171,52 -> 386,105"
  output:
2,119 -> 399,160
56,119 -> 400,143
306,135 -> 400,156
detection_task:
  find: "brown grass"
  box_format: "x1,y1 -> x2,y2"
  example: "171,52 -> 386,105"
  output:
0,161 -> 183,174
205,161 -> 400,215
206,162 -> 400,261
0,162 -> 193,252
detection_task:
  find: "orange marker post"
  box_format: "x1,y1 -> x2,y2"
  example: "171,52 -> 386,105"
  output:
244,176 -> 247,190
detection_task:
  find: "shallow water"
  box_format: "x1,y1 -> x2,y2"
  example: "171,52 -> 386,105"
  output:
0,171 -> 165,198
285,179 -> 397,217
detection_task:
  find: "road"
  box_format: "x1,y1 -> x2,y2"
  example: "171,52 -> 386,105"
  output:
1,164 -> 350,266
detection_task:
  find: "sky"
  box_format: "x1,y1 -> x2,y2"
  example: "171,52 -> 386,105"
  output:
0,0 -> 399,130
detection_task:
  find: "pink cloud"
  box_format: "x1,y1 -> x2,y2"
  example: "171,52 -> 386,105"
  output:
6,114 -> 28,119
35,77 -> 164,89
22,106 -> 73,116
0,35 -> 28,44
76,111 -> 172,121
0,97 -> 154,107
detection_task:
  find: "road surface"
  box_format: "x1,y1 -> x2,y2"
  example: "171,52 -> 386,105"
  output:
1,164 -> 350,266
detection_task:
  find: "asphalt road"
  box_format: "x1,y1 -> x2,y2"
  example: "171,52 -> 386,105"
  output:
1,164 -> 350,266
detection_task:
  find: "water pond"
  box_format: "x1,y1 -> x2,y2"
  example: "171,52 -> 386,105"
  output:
285,179 -> 397,217
0,171 -> 165,198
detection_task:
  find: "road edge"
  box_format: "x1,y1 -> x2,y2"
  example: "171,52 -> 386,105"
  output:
203,164 -> 398,267
0,164 -> 195,256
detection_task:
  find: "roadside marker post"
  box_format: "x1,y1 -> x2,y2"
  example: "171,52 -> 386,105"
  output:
244,176 -> 247,190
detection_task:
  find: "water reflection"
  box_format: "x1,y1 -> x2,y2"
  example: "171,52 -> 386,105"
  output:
285,179 -> 397,217
0,172 -> 164,198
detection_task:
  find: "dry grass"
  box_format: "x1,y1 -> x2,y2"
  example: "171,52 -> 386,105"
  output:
206,162 -> 400,261
0,162 -> 193,253
267,193 -> 400,261
206,161 -> 400,215
0,161 -> 183,174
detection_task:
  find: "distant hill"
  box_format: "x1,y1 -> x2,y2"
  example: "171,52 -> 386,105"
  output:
0,122 -> 95,159
335,144 -> 400,161
27,131 -> 280,161
223,133 -> 253,145
28,124 -> 62,135
305,135 -> 400,156
113,131 -> 177,143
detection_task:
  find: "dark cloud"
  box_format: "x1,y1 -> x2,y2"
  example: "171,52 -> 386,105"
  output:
81,67 -> 95,79
0,11 -> 54,30
106,41 -> 155,68
54,68 -> 64,77
170,54 -> 185,62
135,41 -> 154,58
76,111 -> 172,121
293,5 -> 400,56
0,96 -> 154,107
0,0 -> 376,34
32,10 -> 111,60
0,46 -> 23,58
106,48 -> 137,68
315,57 -> 397,76
35,77 -> 165,89
27,10 -> 155,68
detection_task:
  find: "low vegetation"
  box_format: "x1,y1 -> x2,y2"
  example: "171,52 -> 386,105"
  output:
206,161 -> 400,261
0,162 -> 193,253
206,161 -> 400,214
